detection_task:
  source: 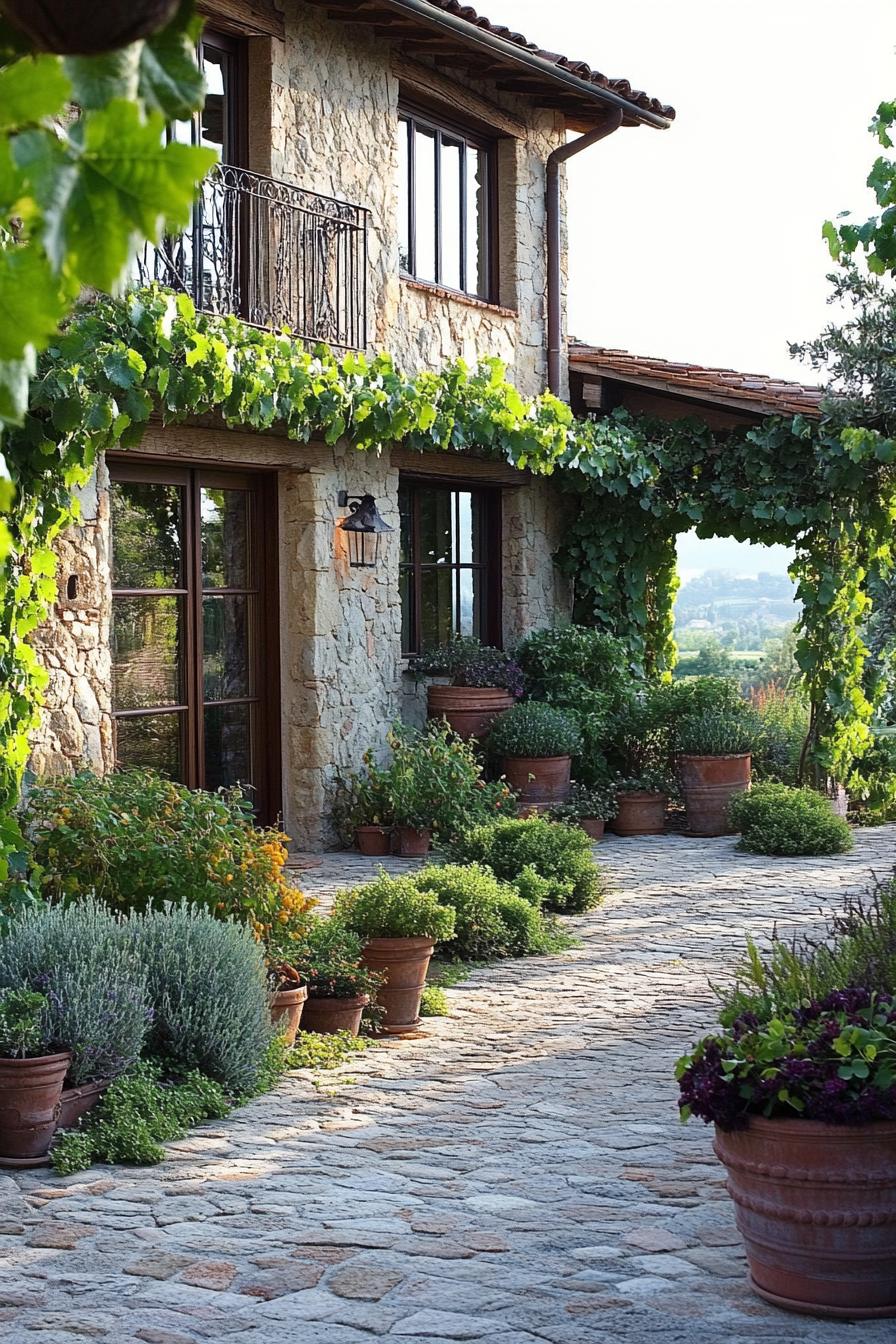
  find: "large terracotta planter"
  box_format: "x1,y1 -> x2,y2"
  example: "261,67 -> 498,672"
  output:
714,1116 -> 896,1319
301,994 -> 368,1037
395,825 -> 431,857
0,1052 -> 72,1166
502,755 -> 572,811
57,1077 -> 111,1131
427,684 -> 515,740
361,936 -> 435,1034
355,825 -> 392,856
680,753 -> 751,836
613,791 -> 666,836
2,0 -> 180,53
270,984 -> 308,1047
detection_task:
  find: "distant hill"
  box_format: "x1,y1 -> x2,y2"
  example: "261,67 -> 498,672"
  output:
675,568 -> 799,647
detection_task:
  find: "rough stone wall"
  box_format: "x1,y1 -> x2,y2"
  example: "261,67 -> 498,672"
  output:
264,0 -> 567,397
28,465 -> 114,780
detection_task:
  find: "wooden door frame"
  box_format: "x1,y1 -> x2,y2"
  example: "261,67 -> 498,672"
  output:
107,454 -> 282,824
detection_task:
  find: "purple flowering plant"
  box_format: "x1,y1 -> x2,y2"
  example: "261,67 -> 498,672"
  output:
411,637 -> 524,697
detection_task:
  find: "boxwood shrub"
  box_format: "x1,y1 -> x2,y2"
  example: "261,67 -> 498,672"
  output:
728,783 -> 853,857
444,817 -> 603,914
332,874 -> 456,942
412,863 -> 558,959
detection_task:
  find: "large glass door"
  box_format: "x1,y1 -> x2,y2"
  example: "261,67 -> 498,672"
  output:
109,462 -> 279,820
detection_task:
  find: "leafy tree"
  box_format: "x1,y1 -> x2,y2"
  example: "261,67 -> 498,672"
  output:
824,99 -> 896,276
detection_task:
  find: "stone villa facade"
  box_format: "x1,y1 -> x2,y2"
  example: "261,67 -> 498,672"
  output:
29,0 -> 678,846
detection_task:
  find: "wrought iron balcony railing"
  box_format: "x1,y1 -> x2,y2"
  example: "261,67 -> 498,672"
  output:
138,163 -> 369,352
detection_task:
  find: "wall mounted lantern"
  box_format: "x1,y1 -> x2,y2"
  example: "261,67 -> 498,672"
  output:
337,491 -> 394,569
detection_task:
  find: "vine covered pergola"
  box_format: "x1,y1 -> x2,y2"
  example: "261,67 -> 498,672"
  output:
2,286 -> 894,872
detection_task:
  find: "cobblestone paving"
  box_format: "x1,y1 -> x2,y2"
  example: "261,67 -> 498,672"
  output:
4,829 -> 896,1344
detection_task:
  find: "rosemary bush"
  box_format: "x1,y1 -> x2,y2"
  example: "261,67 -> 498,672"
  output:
0,899 -> 149,1084
489,702 -> 583,759
130,905 -> 271,1095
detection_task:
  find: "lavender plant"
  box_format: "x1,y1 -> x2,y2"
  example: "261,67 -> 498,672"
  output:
0,900 -> 149,1084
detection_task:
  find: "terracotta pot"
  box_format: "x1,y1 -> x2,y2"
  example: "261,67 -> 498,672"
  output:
0,1052 -> 72,1165
681,753 -> 751,836
57,1077 -> 111,1131
613,791 -> 666,836
2,0 -> 180,53
270,984 -> 308,1047
427,684 -> 514,740
395,825 -> 431,857
502,755 -> 572,811
301,993 -> 368,1037
714,1116 -> 896,1319
361,936 -> 435,1034
355,825 -> 392,856
579,818 -> 606,841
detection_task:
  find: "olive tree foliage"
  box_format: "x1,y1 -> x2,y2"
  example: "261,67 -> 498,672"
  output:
824,99 -> 896,277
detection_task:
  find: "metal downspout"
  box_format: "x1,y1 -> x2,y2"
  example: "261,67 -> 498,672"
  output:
546,109 -> 623,397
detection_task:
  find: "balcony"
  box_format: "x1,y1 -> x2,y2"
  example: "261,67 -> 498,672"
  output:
138,163 -> 369,352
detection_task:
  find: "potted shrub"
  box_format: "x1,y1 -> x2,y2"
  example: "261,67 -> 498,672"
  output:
384,722 -> 514,855
612,771 -> 670,835
606,691 -> 673,835
548,780 -> 617,839
293,920 -> 382,1036
0,988 -> 71,1167
412,637 -> 524,740
335,753 -> 394,855
677,706 -> 758,836
676,877 -> 896,1318
488,702 -> 583,811
333,875 -> 455,1034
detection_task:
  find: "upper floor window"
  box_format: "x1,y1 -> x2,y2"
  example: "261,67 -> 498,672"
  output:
399,478 -> 501,655
398,105 -> 495,302
167,31 -> 246,166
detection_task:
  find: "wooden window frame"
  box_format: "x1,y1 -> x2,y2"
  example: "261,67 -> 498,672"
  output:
399,475 -> 502,657
398,100 -> 499,304
108,458 -> 281,824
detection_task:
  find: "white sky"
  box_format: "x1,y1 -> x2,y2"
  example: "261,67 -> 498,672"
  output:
481,0 -> 895,577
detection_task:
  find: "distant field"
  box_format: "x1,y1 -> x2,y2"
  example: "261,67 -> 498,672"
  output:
676,649 -> 763,663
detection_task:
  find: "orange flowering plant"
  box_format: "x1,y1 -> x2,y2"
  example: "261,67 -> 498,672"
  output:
22,770 -> 317,946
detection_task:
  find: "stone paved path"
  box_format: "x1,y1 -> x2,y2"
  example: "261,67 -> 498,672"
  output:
4,829 -> 896,1344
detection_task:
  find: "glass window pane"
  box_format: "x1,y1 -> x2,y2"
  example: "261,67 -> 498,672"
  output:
398,118 -> 410,273
399,483 -> 412,565
201,488 -> 249,588
456,492 -> 473,563
204,702 -> 251,792
459,567 -> 476,638
421,567 -> 454,649
115,712 -> 184,779
111,481 -> 182,589
112,596 -> 183,710
440,138 -> 462,291
413,127 -> 436,283
400,567 -> 414,654
203,595 -> 251,701
201,47 -> 229,157
419,488 -> 453,563
466,147 -> 488,298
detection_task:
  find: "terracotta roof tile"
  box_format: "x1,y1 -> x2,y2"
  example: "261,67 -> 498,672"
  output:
421,1 -> 675,121
569,344 -> 822,419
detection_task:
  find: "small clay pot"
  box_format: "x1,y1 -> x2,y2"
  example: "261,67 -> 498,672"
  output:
427,684 -> 515,740
57,1077 -> 111,1131
680,753 -> 751,836
613,791 -> 666,836
361,936 -> 435,1033
2,0 -> 180,53
579,818 -> 605,841
301,994 -> 368,1037
502,755 -> 572,811
714,1116 -> 896,1318
355,825 -> 392,856
270,984 -> 308,1047
395,825 -> 431,857
0,1052 -> 72,1165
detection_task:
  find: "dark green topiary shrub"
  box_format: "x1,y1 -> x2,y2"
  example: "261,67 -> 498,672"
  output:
728,784 -> 853,857
444,817 -> 603,914
412,863 -> 557,959
129,905 -> 272,1095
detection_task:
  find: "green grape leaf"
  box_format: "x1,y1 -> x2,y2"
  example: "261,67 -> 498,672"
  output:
138,3 -> 206,120
0,245 -> 67,360
0,55 -> 70,131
